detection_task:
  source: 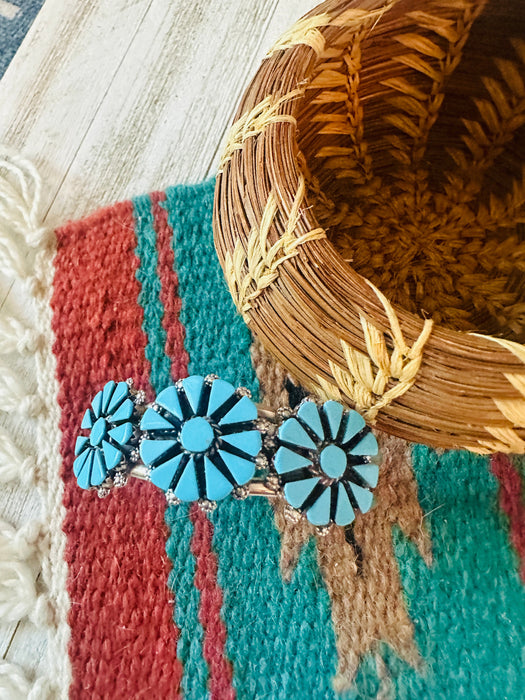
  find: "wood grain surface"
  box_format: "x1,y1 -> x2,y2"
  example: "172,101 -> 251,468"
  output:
0,0 -> 313,679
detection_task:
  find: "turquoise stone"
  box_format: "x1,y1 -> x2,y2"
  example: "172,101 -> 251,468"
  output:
350,482 -> 374,513
156,385 -> 184,420
279,418 -> 316,450
81,409 -> 93,429
220,430 -> 261,457
107,381 -> 129,414
75,436 -> 89,456
207,378 -> 236,417
181,376 -> 205,414
350,431 -> 378,456
319,444 -> 347,479
353,463 -> 379,488
204,456 -> 233,500
110,398 -> 134,423
90,417 -> 107,446
342,409 -> 366,444
297,401 -> 324,440
102,440 -> 122,471
322,401 -> 344,440
219,395 -> 257,425
306,487 -> 331,526
217,450 -> 255,486
140,407 -> 174,431
174,456 -> 200,501
101,380 -> 116,413
150,453 -> 185,492
91,390 -> 103,419
335,483 -> 355,526
274,446 -> 312,475
180,417 -> 214,452
284,477 -> 320,509
141,438 -> 177,467
91,451 -> 107,486
108,422 -> 133,446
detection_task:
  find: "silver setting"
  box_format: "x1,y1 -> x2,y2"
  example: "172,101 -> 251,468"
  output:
235,386 -> 252,399
165,490 -> 181,506
233,485 -> 249,500
265,473 -> 281,493
255,453 -> 269,470
125,377 -> 134,388
134,389 -> 147,405
198,499 -> 217,513
113,472 -> 128,489
204,373 -> 219,384
130,447 -> 140,463
97,486 -> 111,499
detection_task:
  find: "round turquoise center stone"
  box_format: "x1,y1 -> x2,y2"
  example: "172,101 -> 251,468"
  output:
320,444 -> 347,479
90,417 -> 107,446
180,417 -> 214,453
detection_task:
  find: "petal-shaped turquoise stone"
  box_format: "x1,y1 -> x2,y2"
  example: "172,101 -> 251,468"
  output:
284,477 -> 320,509
77,451 -> 94,489
140,438 -> 178,467
220,430 -> 261,457
174,456 -> 200,501
156,386 -> 184,420
297,401 -> 324,441
353,463 -> 379,488
278,418 -> 316,450
204,456 -> 233,500
90,417 -> 107,446
101,380 -> 116,414
75,436 -> 89,456
182,375 -> 205,414
108,422 -> 133,446
91,450 -> 107,486
323,401 -> 344,440
219,395 -> 257,426
350,482 -> 374,513
207,378 -> 236,417
218,450 -> 255,486
81,409 -> 93,430
306,486 -> 331,526
140,407 -> 174,431
150,453 -> 185,492
335,482 -> 355,526
274,446 -> 312,475
73,449 -> 90,477
110,398 -> 134,424
102,440 -> 122,471
350,431 -> 378,456
342,410 -> 366,444
107,381 -> 129,414
91,390 -> 103,419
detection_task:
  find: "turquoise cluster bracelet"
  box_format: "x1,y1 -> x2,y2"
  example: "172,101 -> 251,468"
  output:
74,375 -> 380,530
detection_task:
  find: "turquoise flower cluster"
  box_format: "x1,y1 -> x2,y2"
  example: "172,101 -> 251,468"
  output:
74,380 -> 136,489
75,378 -> 380,528
274,400 -> 379,526
140,375 -> 261,502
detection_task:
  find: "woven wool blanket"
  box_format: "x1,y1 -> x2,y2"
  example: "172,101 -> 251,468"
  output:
1,164 -> 525,699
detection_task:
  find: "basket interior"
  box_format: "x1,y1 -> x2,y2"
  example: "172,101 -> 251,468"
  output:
295,0 -> 525,342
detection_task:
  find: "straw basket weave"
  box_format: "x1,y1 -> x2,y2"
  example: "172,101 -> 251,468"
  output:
213,0 -> 525,454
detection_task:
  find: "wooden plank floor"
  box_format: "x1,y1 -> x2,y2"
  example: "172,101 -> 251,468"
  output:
0,0 -> 312,679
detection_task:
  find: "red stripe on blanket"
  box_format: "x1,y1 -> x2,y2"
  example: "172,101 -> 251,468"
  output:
52,201 -> 183,699
152,192 -> 235,697
491,453 -> 525,583
151,191 -> 188,380
190,505 -> 236,700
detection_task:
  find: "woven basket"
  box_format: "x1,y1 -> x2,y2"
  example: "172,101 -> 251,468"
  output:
213,0 -> 525,454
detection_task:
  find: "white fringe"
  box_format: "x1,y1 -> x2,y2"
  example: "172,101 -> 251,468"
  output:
0,426 -> 36,486
0,152 -> 71,698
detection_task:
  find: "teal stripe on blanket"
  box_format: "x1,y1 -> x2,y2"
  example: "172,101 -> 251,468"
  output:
132,194 -> 209,698
353,447 -> 525,700
164,179 -> 340,699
